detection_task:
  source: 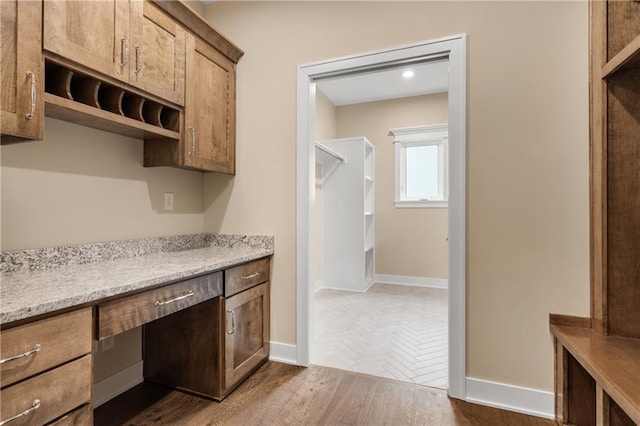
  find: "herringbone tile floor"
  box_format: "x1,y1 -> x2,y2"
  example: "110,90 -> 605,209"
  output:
313,283 -> 448,389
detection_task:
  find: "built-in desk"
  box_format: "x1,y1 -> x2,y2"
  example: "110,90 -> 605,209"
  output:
0,234 -> 273,425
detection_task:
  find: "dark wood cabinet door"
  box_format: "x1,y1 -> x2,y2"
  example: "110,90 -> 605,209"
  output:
129,1 -> 185,106
1,0 -> 43,143
183,33 -> 236,173
43,0 -> 129,83
223,282 -> 269,391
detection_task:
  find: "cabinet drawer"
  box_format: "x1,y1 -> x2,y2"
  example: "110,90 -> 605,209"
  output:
48,403 -> 92,425
98,271 -> 223,339
0,308 -> 92,388
225,258 -> 270,297
0,355 -> 91,426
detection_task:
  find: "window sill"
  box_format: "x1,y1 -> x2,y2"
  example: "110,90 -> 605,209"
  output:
394,200 -> 448,208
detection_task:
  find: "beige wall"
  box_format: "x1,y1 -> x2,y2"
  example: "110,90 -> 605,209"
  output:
1,118 -> 204,251
204,1 -> 590,392
1,119 -> 205,381
314,90 -> 337,283
336,93 -> 448,279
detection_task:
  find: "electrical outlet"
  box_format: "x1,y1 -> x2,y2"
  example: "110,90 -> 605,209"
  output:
101,336 -> 115,352
164,192 -> 174,211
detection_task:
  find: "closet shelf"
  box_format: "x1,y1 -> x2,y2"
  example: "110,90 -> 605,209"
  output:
602,33 -> 640,78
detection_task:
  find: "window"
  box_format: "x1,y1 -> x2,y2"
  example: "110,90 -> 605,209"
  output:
390,124 -> 448,208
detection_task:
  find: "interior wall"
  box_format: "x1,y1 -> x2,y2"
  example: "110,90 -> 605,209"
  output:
336,93 -> 448,279
1,118 -> 204,252
203,1 -> 590,392
314,90 -> 337,284
1,118 -> 205,382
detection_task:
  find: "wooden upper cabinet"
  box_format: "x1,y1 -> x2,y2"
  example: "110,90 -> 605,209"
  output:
183,34 -> 236,173
1,0 -> 44,143
129,1 -> 185,106
43,1 -> 185,106
43,0 -> 130,83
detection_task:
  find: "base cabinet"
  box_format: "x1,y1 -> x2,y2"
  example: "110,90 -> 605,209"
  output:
144,258 -> 270,400
0,308 -> 93,426
222,282 -> 270,394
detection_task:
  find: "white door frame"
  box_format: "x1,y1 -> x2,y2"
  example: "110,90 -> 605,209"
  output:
296,34 -> 467,399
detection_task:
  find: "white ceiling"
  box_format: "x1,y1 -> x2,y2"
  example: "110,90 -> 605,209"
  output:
315,59 -> 449,107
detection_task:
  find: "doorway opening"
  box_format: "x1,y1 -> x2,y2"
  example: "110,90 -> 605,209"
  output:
296,35 -> 467,399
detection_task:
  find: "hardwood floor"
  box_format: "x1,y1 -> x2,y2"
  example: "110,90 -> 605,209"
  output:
315,284 -> 448,388
95,361 -> 554,425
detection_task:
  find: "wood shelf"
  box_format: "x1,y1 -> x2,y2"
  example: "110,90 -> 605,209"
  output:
602,33 -> 640,78
45,93 -> 180,141
550,324 -> 640,424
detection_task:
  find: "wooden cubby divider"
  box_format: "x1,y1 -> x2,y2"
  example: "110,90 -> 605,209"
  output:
70,76 -> 101,108
98,85 -> 125,115
142,102 -> 163,127
122,94 -> 145,122
160,108 -> 180,132
43,60 -> 180,134
45,65 -> 74,100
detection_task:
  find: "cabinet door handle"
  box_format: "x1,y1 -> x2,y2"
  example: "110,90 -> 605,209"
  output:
227,309 -> 236,335
25,71 -> 36,120
241,272 -> 260,280
0,343 -> 42,364
154,290 -> 194,306
188,127 -> 195,156
120,38 -> 129,68
135,46 -> 143,75
0,399 -> 40,425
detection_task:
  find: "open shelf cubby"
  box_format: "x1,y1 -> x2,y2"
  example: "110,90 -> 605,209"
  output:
44,61 -> 181,139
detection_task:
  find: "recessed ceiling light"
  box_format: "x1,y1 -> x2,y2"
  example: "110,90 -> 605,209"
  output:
402,70 -> 414,79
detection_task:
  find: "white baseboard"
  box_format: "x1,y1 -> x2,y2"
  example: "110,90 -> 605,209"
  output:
314,279 -> 324,293
269,341 -> 298,365
375,274 -> 448,289
465,377 -> 554,419
319,279 -> 375,293
93,360 -> 144,408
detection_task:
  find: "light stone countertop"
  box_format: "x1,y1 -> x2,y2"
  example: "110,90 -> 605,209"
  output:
0,237 -> 273,325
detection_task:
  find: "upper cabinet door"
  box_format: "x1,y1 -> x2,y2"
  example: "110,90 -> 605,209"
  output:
129,1 -> 185,106
183,34 -> 236,173
43,0 -> 129,82
1,0 -> 44,143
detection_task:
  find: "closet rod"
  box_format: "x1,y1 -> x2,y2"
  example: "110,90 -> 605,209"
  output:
315,141 -> 346,162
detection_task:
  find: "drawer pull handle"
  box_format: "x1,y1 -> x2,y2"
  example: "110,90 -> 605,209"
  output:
227,309 -> 236,335
188,127 -> 195,156
25,71 -> 36,120
120,38 -> 129,68
0,343 -> 42,364
0,399 -> 40,425
241,272 -> 260,280
154,290 -> 194,306
135,46 -> 143,75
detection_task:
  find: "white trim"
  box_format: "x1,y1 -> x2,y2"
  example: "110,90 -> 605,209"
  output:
394,200 -> 448,208
466,378 -> 555,420
297,34 -> 467,399
314,279 -> 324,293
375,274 -> 448,289
93,360 -> 144,408
269,342 -> 298,365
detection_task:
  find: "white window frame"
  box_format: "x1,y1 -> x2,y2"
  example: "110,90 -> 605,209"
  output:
390,124 -> 449,208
